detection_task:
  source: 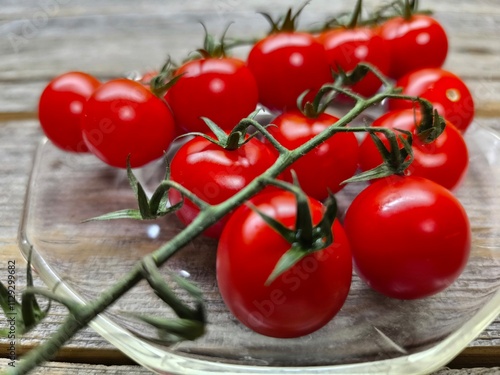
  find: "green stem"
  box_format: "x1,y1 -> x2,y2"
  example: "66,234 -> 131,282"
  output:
347,0 -> 363,29
5,73 -> 401,375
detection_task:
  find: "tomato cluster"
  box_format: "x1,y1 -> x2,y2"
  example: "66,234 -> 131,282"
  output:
38,1 -> 474,339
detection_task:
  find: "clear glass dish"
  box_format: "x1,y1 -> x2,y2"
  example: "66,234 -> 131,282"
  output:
19,122 -> 500,374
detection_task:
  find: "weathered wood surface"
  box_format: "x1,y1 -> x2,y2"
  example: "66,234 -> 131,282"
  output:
1,0 -> 500,374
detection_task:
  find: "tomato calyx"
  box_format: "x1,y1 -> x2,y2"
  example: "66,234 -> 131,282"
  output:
260,1 -> 310,34
323,62 -> 381,102
324,0 -> 363,30
248,177 -> 338,285
194,23 -> 232,59
347,127 -> 414,183
414,98 -> 447,143
373,0 -> 431,22
296,87 -> 337,119
178,111 -> 265,151
149,57 -> 184,98
345,98 -> 446,183
84,156 -> 185,222
150,24 -> 232,98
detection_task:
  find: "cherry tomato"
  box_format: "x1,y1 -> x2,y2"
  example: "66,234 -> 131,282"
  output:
378,14 -> 448,79
166,58 -> 259,133
268,110 -> 359,200
359,109 -> 469,190
388,68 -> 475,132
247,32 -> 332,112
38,71 -> 100,152
344,175 -> 471,300
168,136 -> 276,238
318,26 -> 390,98
217,190 -> 352,338
81,78 -> 176,168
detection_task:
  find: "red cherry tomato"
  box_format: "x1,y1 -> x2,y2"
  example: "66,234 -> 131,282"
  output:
344,175 -> 471,300
388,68 -> 475,132
38,71 -> 100,152
166,58 -> 259,133
268,110 -> 359,200
168,136 -> 276,238
318,26 -> 390,98
359,109 -> 469,190
217,190 -> 352,338
81,78 -> 176,168
378,14 -> 448,79
247,32 -> 332,112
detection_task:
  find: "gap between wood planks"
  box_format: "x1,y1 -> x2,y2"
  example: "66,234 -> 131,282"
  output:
1,343 -> 500,368
0,102 -> 500,124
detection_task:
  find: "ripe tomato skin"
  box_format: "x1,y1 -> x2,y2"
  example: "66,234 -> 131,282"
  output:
318,26 -> 390,98
166,58 -> 259,133
268,111 -> 359,200
216,191 -> 352,338
81,78 -> 176,168
38,72 -> 101,152
378,14 -> 448,79
388,68 -> 475,133
344,175 -> 471,300
247,32 -> 332,112
359,109 -> 469,191
168,136 -> 276,238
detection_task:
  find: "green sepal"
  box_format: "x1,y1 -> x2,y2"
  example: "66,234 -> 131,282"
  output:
265,192 -> 338,285
141,256 -> 204,322
133,256 -> 206,344
260,1 -> 310,34
347,0 -> 363,29
334,63 -> 371,88
342,128 -> 414,184
265,244 -> 309,285
123,313 -> 205,343
193,22 -> 233,59
297,85 -> 339,118
313,192 -> 337,247
247,203 -> 296,244
84,157 -> 181,222
0,248 -> 51,336
181,111 -> 262,151
149,57 -> 184,98
371,0 -> 430,24
252,178 -> 338,285
416,103 -> 446,144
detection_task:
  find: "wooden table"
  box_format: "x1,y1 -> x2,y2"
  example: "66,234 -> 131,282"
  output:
1,1 -> 499,373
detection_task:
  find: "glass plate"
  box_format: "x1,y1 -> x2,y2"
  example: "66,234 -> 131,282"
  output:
19,122 -> 500,374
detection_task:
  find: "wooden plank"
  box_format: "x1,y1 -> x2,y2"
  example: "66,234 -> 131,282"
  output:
0,120 -> 499,368
1,1 -> 500,373
0,359 -> 150,374
1,359 -> 500,375
0,2 -> 499,114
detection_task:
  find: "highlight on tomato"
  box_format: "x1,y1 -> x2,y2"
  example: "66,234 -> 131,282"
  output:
344,175 -> 471,300
388,68 -> 475,133
268,93 -> 359,201
377,0 -> 448,79
81,78 -> 176,168
216,189 -> 352,338
318,0 -> 390,98
168,120 -> 276,238
247,5 -> 332,112
359,108 -> 469,191
38,71 -> 101,152
161,27 -> 259,134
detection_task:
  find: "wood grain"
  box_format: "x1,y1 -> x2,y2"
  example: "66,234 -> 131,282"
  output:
1,0 -> 500,374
